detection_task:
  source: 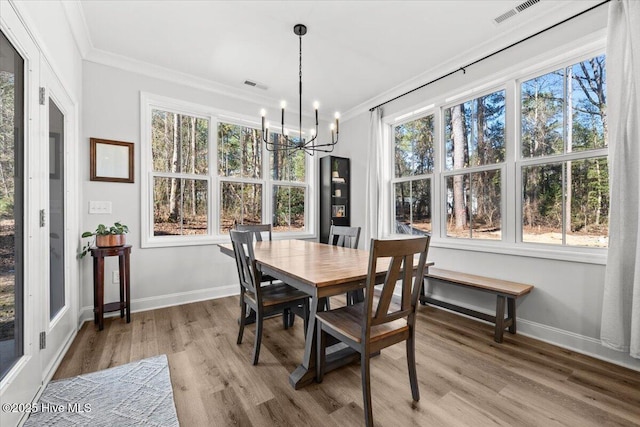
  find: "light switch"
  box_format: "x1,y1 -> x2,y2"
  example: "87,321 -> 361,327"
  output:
89,200 -> 112,214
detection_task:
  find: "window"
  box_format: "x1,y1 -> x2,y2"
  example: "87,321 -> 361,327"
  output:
444,90 -> 505,240
142,94 -> 311,247
520,55 -> 608,247
386,50 -> 608,255
151,110 -> 209,236
393,115 -> 434,235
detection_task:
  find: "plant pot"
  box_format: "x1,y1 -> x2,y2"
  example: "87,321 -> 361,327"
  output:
96,234 -> 126,247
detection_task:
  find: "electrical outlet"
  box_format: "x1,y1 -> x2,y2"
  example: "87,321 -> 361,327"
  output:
112,270 -> 119,284
89,200 -> 112,214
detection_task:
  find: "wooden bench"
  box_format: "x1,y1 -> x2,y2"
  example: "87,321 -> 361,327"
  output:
420,268 -> 533,343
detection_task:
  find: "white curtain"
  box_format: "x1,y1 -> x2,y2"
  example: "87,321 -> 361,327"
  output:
601,0 -> 640,359
364,107 -> 388,248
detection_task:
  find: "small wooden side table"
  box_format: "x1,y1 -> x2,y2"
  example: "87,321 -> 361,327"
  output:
90,244 -> 132,331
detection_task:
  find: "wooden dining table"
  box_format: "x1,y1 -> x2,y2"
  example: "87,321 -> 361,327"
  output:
219,239 -> 432,390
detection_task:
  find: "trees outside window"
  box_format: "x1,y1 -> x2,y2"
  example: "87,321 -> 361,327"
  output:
444,90 -> 505,239
393,115 -> 434,235
521,55 -> 608,247
143,96 -> 310,246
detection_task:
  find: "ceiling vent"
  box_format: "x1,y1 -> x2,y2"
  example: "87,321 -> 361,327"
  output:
494,0 -> 541,25
243,79 -> 268,90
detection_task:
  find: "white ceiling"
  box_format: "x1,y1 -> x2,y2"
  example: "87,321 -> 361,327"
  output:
70,0 -> 603,119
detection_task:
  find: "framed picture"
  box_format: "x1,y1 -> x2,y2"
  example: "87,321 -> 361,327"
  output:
332,205 -> 345,218
90,138 -> 134,183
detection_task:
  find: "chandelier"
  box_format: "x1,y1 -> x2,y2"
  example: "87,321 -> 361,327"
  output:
261,24 -> 339,155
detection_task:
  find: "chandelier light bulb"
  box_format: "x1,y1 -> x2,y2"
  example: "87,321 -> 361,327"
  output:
313,101 -> 320,110
260,109 -> 266,117
330,123 -> 335,130
280,100 -> 287,109
334,112 -> 340,119
310,129 -> 316,136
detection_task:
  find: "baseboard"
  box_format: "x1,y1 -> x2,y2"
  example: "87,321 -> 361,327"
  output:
517,319 -> 640,372
79,284 -> 239,324
421,298 -> 640,372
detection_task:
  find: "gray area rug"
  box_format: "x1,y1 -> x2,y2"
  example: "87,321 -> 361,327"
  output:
25,354 -> 179,426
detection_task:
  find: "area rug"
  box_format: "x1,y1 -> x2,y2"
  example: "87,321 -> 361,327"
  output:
25,354 -> 179,426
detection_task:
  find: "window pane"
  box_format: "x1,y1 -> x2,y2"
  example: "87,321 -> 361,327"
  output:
569,55 -> 607,152
153,177 -> 208,236
470,170 -> 501,240
445,90 -> 505,170
152,110 -> 208,174
220,182 -> 262,234
218,123 -> 261,179
395,182 -> 410,234
446,170 -> 501,239
522,163 -> 563,244
270,133 -> 305,182
273,185 -> 305,232
521,69 -> 564,158
411,179 -> 431,235
394,115 -> 434,177
567,158 -> 609,247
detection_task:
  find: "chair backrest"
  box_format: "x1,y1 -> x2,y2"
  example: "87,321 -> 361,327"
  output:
328,225 -> 361,249
230,230 -> 260,296
236,223 -> 272,242
362,237 -> 430,335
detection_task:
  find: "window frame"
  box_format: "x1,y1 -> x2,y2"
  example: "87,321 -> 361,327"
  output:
140,93 -> 315,248
383,42 -> 608,265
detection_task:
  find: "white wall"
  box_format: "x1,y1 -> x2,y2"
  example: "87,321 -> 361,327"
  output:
80,61 -> 329,319
337,7 -> 640,371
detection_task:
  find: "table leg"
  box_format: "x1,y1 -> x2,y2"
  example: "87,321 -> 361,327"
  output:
289,294 -> 319,389
93,255 -> 99,325
124,250 -> 131,323
118,254 -> 125,318
96,256 -> 105,331
495,295 -> 506,343
507,297 -> 516,334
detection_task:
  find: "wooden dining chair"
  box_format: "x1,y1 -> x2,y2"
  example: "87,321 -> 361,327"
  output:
230,230 -> 310,365
328,225 -> 363,306
316,236 -> 431,427
235,223 -> 295,328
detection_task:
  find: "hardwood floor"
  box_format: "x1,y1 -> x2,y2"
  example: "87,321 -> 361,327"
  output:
54,296 -> 640,426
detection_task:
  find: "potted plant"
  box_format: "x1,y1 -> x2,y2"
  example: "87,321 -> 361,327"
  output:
79,221 -> 129,258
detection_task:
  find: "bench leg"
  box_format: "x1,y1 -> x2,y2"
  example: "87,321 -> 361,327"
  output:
507,297 -> 516,334
494,295 -> 506,343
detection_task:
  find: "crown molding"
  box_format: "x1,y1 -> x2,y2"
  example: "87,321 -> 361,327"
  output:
61,0 -> 92,58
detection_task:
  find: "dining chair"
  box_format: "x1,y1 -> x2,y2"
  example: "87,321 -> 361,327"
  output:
316,236 -> 431,427
327,225 -> 363,306
235,223 -> 294,328
230,230 -> 310,365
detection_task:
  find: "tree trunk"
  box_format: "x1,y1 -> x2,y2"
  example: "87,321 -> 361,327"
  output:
190,117 -> 196,217
565,68 -> 573,235
452,104 -> 466,230
169,114 -> 181,223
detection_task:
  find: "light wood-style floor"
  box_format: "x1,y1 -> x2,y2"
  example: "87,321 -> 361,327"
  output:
54,296 -> 640,426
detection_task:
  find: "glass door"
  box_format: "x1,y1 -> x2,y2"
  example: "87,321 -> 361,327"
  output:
40,59 -> 76,381
0,5 -> 44,425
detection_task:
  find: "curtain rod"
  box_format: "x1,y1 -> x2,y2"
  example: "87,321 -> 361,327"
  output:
369,0 -> 611,112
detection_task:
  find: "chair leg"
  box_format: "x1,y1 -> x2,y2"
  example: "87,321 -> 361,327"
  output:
406,333 -> 420,401
252,310 -> 263,365
283,308 -> 290,330
361,352 -> 373,427
289,308 -> 296,327
237,299 -> 246,345
316,323 -> 326,382
302,299 -> 309,334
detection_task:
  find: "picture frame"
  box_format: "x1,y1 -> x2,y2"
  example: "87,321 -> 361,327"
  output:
90,138 -> 134,183
332,205 -> 345,218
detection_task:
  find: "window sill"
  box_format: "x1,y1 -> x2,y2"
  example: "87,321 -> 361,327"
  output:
429,238 -> 607,265
141,231 -> 317,249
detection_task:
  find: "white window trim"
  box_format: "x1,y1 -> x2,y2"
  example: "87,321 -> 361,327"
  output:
381,38 -> 608,265
140,92 -> 316,248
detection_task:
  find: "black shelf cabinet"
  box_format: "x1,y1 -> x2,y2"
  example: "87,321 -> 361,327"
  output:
320,155 -> 350,244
